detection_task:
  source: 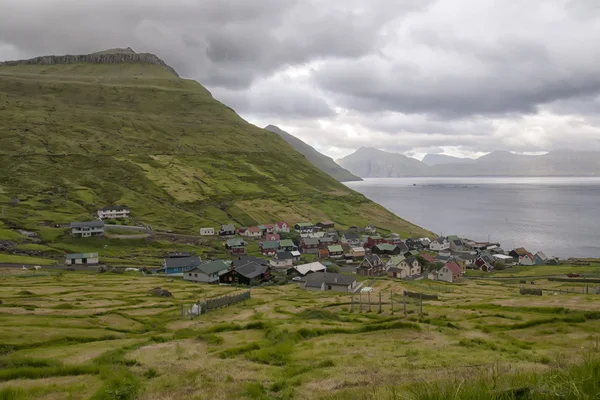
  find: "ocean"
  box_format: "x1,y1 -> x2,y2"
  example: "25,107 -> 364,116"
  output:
345,177 -> 600,259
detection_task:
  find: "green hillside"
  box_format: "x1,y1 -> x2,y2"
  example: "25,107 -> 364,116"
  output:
0,51 -> 430,241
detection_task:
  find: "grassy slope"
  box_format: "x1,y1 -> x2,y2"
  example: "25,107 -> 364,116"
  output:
2,269 -> 600,399
0,62 -> 428,239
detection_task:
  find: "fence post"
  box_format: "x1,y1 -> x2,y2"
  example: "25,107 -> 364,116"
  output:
359,292 -> 363,313
379,292 -> 382,314
368,291 -> 372,312
351,295 -> 354,313
403,291 -> 407,317
419,293 -> 423,318
390,291 -> 394,315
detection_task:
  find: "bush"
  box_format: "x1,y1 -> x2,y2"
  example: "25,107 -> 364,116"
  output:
326,265 -> 340,273
495,260 -> 507,270
92,368 -> 141,400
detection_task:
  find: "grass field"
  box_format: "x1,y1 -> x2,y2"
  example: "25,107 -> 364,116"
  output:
2,267 -> 600,399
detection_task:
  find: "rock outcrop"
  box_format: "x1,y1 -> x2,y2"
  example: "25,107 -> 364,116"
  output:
0,47 -> 179,77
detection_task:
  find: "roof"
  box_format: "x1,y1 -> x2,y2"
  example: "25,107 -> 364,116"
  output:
98,205 -> 129,211
260,241 -> 281,250
319,237 -> 334,244
362,254 -> 382,267
257,225 -> 267,230
445,261 -> 462,274
234,256 -> 268,268
66,253 -> 98,259
275,251 -> 294,260
512,247 -> 528,256
406,256 -> 419,264
279,239 -> 295,247
192,260 -> 230,275
457,253 -> 476,260
70,220 -> 104,228
434,237 -> 447,244
368,235 -> 383,240
220,224 -> 235,231
318,220 -> 335,225
291,251 -> 301,257
303,272 -> 356,287
167,252 -> 192,258
293,262 -> 327,276
226,238 -> 246,247
165,256 -> 202,269
536,251 -> 548,260
448,235 -> 459,240
493,254 -> 514,260
247,227 -> 262,233
328,245 -> 343,253
343,232 -> 360,241
302,237 -> 320,246
295,222 -> 314,228
407,250 -> 420,256
235,262 -> 269,279
478,252 -> 495,265
388,255 -> 406,266
452,239 -> 463,246
275,221 -> 288,227
351,247 -> 366,253
421,254 -> 436,263
375,243 -> 397,252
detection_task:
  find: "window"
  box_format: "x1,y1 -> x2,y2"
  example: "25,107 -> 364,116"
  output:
195,274 -> 198,277
188,273 -> 192,276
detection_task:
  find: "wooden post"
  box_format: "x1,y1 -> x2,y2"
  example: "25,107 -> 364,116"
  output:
359,292 -> 363,313
587,285 -> 589,294
379,292 -> 382,313
419,293 -> 423,318
390,290 -> 394,315
368,291 -> 372,312
403,291 -> 407,317
351,296 -> 354,313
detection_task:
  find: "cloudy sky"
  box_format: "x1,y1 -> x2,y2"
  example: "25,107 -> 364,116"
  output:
2,0 -> 600,159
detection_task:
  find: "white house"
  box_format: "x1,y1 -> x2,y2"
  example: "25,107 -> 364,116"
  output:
387,257 -> 421,279
65,252 -> 99,265
299,272 -> 357,292
243,227 -> 262,238
438,261 -> 462,283
70,221 -> 104,237
288,262 -> 326,277
270,251 -> 294,269
274,221 -> 290,233
341,232 -> 361,247
430,237 -> 450,251
200,227 -> 215,236
184,260 -> 230,284
97,206 -> 130,220
519,253 -> 536,266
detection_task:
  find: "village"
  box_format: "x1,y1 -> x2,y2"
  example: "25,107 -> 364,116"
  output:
60,205 -> 561,292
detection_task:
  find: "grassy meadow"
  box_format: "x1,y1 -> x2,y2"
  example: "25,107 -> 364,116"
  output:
2,268 -> 600,399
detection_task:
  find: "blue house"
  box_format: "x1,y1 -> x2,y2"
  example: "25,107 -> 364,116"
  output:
158,255 -> 202,276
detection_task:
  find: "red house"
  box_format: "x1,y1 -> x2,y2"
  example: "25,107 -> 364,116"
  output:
274,221 -> 290,233
301,237 -> 320,254
265,233 -> 280,241
366,236 -> 386,249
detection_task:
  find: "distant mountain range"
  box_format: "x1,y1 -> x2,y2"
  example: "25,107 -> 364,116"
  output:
265,125 -> 362,182
337,147 -> 600,177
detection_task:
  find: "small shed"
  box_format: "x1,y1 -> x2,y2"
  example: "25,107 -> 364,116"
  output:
65,253 -> 99,265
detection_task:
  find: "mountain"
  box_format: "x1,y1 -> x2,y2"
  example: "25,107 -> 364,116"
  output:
337,147 -> 429,177
264,125 -> 361,182
341,148 -> 600,177
0,48 -> 430,238
422,153 -> 475,166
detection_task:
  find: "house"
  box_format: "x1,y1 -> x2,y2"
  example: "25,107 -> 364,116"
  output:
357,254 -> 385,276
325,232 -> 339,243
327,245 -> 344,259
476,251 -> 496,272
387,257 -> 421,279
218,224 -> 236,237
294,222 -> 314,233
519,252 -> 536,266
427,271 -> 439,281
226,238 -> 247,256
384,235 -> 403,245
404,249 -> 421,258
270,251 -> 294,269
298,272 -> 357,292
373,243 -> 400,255
243,227 -> 262,238
274,221 -> 290,233
493,254 -> 514,265
350,247 -> 366,258
70,221 -> 104,237
420,253 -> 436,264
161,255 -> 202,276
65,253 -> 99,265
291,250 -> 301,261
184,260 -> 230,284
365,224 -> 377,234
547,258 -> 561,265
509,247 -> 529,258
286,262 -> 327,278
260,224 -> 275,234
366,235 -> 386,249
318,236 -> 335,249
220,261 -> 272,285
535,251 -> 549,265
304,231 -> 325,239
438,260 -> 463,283
420,238 -> 432,247
449,238 -> 465,252
316,221 -> 335,230
167,252 -> 192,258
300,237 -> 320,254
237,227 -> 248,235
97,206 -> 130,220
234,256 -> 269,268
200,227 -> 215,236
405,238 -> 423,250
279,239 -> 297,252
341,232 -> 361,247
265,233 -> 280,241
457,253 -> 476,267
318,248 -> 329,259
386,255 -> 406,270
259,240 -> 280,256
430,237 -> 450,251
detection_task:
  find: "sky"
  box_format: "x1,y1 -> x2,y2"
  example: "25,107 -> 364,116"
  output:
1,0 -> 600,160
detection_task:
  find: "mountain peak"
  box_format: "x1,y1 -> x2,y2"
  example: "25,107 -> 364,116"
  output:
0,47 -> 179,77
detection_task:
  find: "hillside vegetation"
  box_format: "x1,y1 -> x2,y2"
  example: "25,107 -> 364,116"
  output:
0,50 -> 429,239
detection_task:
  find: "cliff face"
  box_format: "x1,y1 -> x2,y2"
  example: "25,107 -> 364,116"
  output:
0,47 -> 179,77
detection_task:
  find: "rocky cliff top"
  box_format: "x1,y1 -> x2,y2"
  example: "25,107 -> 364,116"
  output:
0,47 -> 179,77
